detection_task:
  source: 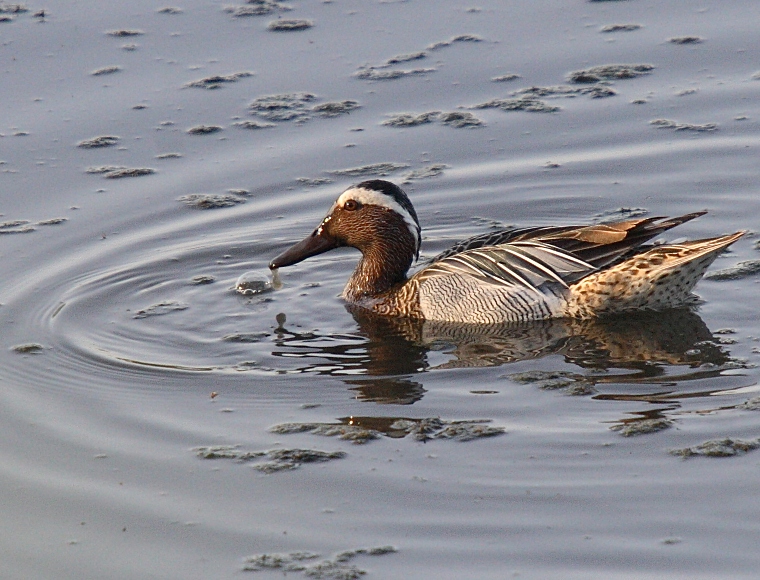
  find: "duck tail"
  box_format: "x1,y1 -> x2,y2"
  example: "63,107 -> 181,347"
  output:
566,231 -> 745,317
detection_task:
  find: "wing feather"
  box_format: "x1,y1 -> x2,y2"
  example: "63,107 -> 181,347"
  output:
427,212 -> 707,269
417,241 -> 596,291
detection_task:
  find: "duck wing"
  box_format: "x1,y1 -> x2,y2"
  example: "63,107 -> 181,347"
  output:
428,225 -> 580,263
413,241 -> 596,323
418,241 -> 596,290
429,212 -> 706,270
527,212 -> 707,268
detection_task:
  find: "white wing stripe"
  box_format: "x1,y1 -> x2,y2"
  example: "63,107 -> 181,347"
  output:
443,255 -> 513,286
497,246 -> 570,287
510,241 -> 595,270
466,250 -> 547,295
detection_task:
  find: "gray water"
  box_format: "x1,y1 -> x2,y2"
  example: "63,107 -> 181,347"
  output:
2,1 -> 760,578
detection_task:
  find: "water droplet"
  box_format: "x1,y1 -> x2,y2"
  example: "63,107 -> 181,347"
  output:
235,270 -> 277,296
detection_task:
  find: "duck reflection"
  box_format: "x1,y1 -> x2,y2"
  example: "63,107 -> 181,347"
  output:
271,310 -> 428,404
270,307 -> 742,406
352,307 -> 730,371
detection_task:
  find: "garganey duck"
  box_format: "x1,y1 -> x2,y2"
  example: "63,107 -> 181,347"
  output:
269,180 -> 744,323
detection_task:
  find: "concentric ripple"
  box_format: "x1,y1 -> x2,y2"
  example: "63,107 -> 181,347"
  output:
0,203 -> 368,403
2,187 -> 757,420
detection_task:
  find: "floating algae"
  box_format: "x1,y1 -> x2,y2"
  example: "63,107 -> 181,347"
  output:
178,193 -> 246,209
77,135 -> 119,148
267,19 -> 313,31
705,259 -> 760,281
650,118 -> 717,132
193,445 -> 346,473
329,162 -> 409,177
670,438 -> 760,458
184,71 -> 253,89
270,416 -> 505,444
132,300 -> 188,319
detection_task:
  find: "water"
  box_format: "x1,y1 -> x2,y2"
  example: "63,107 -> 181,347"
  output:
2,1 -> 760,578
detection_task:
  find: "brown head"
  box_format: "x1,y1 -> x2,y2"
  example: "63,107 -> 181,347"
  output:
270,180 -> 422,299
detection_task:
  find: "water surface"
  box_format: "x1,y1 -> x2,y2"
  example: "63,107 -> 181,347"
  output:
2,1 -> 760,578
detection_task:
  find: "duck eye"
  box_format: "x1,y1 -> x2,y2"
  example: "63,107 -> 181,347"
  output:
343,199 -> 360,211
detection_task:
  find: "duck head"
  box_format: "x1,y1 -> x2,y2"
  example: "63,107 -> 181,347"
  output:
270,180 -> 422,299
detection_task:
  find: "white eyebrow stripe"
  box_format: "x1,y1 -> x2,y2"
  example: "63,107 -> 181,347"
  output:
336,186 -> 420,255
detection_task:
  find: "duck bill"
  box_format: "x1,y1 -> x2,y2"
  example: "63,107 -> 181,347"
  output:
269,230 -> 341,269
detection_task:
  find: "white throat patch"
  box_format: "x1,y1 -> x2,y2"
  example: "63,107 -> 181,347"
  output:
336,186 -> 421,255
